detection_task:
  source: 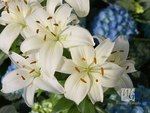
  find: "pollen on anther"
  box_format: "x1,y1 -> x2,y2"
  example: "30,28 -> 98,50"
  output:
23,0 -> 27,4
80,78 -> 87,83
29,69 -> 35,74
30,61 -> 37,64
25,56 -> 29,59
47,16 -> 52,20
101,67 -> 104,76
82,57 -> 86,61
75,67 -> 80,73
44,35 -> 47,41
36,29 -> 39,34
119,50 -> 124,52
96,79 -> 98,82
54,23 -> 59,26
51,32 -> 56,37
126,66 -> 129,70
16,5 -> 20,12
21,76 -> 26,80
36,20 -> 40,24
110,60 -> 115,62
111,51 -> 117,54
94,57 -> 97,64
5,2 -> 10,13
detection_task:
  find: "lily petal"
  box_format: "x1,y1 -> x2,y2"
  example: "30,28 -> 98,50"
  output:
23,84 -> 37,107
1,69 -> 33,93
112,36 -> 129,60
123,60 -> 136,73
0,23 -> 22,54
55,4 -> 72,27
65,0 -> 90,17
21,36 -> 44,53
88,78 -> 103,104
34,76 -> 64,94
9,52 -> 32,68
61,26 -> 95,48
60,59 -> 76,74
39,41 -> 63,77
46,0 -> 62,16
70,46 -> 95,66
101,62 -> 124,80
64,74 -> 90,105
115,74 -> 134,95
93,73 -> 119,88
95,38 -> 115,65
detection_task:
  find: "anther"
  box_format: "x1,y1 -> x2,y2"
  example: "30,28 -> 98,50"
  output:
21,76 -> 25,80
96,79 -> 98,82
94,57 -> 97,64
30,61 -> 37,64
126,66 -> 129,70
47,16 -> 52,20
82,57 -> 86,61
54,23 -> 59,26
119,50 -> 124,52
29,69 -> 35,74
36,29 -> 39,34
23,0 -> 27,4
80,78 -> 87,83
101,67 -> 104,76
36,20 -> 40,24
44,35 -> 47,41
75,67 -> 80,73
111,51 -> 117,54
25,56 -> 29,59
51,32 -> 56,37
16,5 -> 20,12
110,60 -> 115,62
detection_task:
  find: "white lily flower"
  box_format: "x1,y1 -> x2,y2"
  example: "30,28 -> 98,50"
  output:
0,1 -> 4,10
107,36 -> 136,94
21,1 -> 94,78
0,0 -> 41,54
60,39 -> 123,104
1,52 -> 64,107
65,0 -> 90,17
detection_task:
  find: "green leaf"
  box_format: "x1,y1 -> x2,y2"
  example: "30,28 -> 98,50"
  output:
116,0 -> 136,12
51,97 -> 74,113
0,105 -> 18,113
68,105 -> 80,113
78,98 -> 96,113
0,51 -> 8,66
142,8 -> 150,20
95,106 -> 108,113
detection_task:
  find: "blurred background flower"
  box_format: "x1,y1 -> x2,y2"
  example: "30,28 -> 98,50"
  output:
105,86 -> 150,113
91,5 -> 138,41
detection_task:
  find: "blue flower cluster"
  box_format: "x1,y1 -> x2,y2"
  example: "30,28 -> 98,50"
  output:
106,86 -> 150,113
6,64 -> 17,73
92,5 -> 138,41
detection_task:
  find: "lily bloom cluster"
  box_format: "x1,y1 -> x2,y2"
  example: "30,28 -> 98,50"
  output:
0,0 -> 135,107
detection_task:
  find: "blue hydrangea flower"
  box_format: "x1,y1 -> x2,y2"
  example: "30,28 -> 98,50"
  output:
92,5 -> 138,41
7,64 -> 17,73
105,86 -> 150,113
